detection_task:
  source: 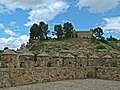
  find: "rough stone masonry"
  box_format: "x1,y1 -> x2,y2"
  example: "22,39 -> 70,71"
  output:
0,49 -> 120,88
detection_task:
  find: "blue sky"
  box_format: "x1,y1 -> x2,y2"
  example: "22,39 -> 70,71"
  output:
0,0 -> 120,50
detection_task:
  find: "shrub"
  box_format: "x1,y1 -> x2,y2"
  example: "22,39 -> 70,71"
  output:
63,47 -> 69,50
100,39 -> 120,51
112,60 -> 117,67
96,45 -> 106,49
91,36 -> 100,44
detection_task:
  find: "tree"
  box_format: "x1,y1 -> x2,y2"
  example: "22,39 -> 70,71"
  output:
29,21 -> 49,41
106,35 -> 118,43
92,27 -> 104,39
30,23 -> 39,40
4,47 -> 9,50
39,21 -> 49,40
63,22 -> 74,38
54,24 -> 63,39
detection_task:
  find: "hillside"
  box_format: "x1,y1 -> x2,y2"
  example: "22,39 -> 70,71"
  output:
27,38 -> 120,57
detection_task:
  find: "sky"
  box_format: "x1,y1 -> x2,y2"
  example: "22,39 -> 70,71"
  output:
0,0 -> 120,50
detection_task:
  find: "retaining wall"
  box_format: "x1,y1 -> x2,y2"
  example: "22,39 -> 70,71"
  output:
0,66 -> 120,88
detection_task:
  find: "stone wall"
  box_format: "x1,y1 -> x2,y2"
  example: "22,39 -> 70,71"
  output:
0,52 -> 120,88
0,67 -> 94,88
0,66 -> 120,88
76,31 -> 93,39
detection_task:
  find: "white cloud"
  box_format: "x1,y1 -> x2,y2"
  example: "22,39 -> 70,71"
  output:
4,29 -> 17,36
102,16 -> 120,33
9,21 -> 17,27
0,23 -> 5,30
77,0 -> 119,13
0,0 -> 69,26
0,0 -> 57,11
0,35 -> 29,50
25,1 -> 69,26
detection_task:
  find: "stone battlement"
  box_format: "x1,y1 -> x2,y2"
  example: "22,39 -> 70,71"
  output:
0,49 -> 120,88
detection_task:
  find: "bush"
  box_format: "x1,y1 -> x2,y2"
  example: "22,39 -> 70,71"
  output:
96,45 -> 106,49
100,39 -> 120,51
112,60 -> 117,67
63,47 -> 69,50
95,40 -> 100,44
91,36 -> 100,44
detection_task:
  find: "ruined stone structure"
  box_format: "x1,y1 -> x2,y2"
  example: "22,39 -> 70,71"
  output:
19,51 -> 34,68
0,49 -> 17,68
76,31 -> 93,39
0,49 -> 120,88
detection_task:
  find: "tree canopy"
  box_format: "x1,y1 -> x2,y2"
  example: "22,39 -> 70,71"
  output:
54,24 -> 63,39
39,21 -> 49,39
63,22 -> 75,38
52,22 -> 76,39
30,23 -> 39,40
30,21 -> 49,41
92,27 -> 104,39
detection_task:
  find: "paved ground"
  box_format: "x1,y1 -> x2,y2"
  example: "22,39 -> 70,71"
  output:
1,79 -> 120,90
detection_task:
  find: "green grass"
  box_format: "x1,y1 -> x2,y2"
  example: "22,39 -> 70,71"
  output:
28,38 -> 120,55
112,60 -> 117,67
95,45 -> 106,49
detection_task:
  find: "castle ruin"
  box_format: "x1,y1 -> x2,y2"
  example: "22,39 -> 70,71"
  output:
76,31 -> 93,39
